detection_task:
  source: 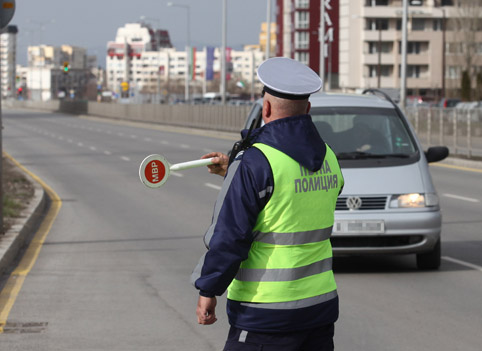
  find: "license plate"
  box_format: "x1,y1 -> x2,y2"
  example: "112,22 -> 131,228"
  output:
333,220 -> 385,234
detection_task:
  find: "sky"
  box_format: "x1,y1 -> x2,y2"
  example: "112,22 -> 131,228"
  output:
11,0 -> 270,67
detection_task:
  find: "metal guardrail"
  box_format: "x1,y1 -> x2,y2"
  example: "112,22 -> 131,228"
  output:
405,107 -> 482,158
6,100 -> 482,159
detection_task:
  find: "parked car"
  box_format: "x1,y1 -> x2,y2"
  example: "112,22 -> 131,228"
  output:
243,89 -> 449,269
438,98 -> 461,108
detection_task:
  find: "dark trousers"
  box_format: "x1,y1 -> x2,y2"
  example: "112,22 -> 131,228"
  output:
223,324 -> 335,351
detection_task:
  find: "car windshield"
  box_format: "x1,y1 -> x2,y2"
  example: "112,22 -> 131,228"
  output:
310,107 -> 417,159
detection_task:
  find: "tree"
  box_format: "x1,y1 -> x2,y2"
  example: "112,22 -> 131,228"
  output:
452,0 -> 482,92
461,70 -> 471,100
477,72 -> 482,100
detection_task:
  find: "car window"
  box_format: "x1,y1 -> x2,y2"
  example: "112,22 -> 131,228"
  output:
310,107 -> 417,157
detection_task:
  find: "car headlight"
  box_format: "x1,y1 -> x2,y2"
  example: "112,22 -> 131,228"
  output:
390,193 -> 439,208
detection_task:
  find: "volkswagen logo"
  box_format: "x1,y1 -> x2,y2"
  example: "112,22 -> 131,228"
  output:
346,196 -> 362,210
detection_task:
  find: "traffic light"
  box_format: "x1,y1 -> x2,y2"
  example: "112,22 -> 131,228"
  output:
63,61 -> 70,74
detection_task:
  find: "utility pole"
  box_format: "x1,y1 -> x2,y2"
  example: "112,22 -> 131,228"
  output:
400,0 -> 408,110
221,0 -> 227,104
319,0 -> 325,90
266,0 -> 272,59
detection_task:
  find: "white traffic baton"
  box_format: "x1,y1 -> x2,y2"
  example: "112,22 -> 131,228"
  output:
139,154 -> 214,188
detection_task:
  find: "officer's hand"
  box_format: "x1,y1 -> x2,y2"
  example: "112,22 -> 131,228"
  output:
196,296 -> 217,325
202,152 -> 228,177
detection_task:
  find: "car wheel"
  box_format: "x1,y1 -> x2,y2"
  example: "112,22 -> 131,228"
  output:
416,239 -> 441,270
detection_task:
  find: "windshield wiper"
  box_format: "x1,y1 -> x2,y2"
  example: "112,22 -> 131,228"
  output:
336,152 -> 411,160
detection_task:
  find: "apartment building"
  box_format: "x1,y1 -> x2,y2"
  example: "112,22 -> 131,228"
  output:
26,45 -> 93,101
106,23 -> 265,98
339,0 -> 482,98
0,25 -> 18,99
275,0 -> 339,88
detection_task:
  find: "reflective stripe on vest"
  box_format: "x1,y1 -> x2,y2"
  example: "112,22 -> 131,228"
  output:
227,142 -> 343,305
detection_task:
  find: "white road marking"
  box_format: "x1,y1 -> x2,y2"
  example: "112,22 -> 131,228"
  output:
104,151 -> 112,155
170,172 -> 183,177
58,136 -> 64,140
67,139 -> 73,143
90,146 -> 97,151
442,256 -> 482,272
118,132 -> 124,136
180,144 -> 190,149
130,135 -> 138,139
144,137 -> 152,142
443,193 -> 480,203
161,140 -> 169,145
121,156 -> 130,161
205,183 -> 222,190
77,142 -> 84,147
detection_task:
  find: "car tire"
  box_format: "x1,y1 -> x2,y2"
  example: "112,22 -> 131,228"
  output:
416,239 -> 441,270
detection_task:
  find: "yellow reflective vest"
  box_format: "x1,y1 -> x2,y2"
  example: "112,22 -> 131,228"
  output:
228,142 -> 343,305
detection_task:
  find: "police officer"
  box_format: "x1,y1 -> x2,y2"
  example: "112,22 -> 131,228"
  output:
192,57 -> 344,351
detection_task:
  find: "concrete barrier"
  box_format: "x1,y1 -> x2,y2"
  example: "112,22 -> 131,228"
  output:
5,100 -> 251,133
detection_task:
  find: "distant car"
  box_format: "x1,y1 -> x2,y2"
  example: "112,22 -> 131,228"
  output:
243,90 -> 449,269
438,98 -> 461,108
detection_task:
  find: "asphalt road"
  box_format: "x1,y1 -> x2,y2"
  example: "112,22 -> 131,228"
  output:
1,109 -> 481,350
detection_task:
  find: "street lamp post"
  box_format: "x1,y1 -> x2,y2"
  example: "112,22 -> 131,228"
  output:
441,7 -> 446,99
266,0 -> 272,59
221,0 -> 227,105
400,0 -> 408,110
167,2 -> 190,103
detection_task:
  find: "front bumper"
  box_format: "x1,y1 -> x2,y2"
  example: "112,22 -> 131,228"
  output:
331,209 -> 441,255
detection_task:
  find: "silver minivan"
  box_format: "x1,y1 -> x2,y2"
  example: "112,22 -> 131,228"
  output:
243,90 -> 448,270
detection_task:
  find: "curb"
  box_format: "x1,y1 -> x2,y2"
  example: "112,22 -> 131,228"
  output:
0,161 -> 47,276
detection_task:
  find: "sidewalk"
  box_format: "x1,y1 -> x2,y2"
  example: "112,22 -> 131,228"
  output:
0,162 -> 47,277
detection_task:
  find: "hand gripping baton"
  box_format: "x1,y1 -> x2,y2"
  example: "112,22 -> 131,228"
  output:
139,154 -> 214,188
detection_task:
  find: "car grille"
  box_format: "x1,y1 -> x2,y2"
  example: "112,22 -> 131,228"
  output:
336,196 -> 387,211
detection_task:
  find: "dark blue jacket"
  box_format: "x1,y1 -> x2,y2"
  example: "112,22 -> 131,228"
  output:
193,114 -> 339,332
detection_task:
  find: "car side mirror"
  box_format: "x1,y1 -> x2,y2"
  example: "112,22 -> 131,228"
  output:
425,146 -> 449,163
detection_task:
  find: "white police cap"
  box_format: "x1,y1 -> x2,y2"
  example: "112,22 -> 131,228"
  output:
257,57 -> 322,100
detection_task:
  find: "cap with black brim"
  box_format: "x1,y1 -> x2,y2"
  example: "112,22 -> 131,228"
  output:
257,57 -> 322,100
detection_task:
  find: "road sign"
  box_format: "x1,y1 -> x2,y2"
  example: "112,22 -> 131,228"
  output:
121,81 -> 129,91
139,154 -> 214,189
0,0 -> 15,29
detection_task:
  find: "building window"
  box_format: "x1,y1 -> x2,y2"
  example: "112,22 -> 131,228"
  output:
368,42 -> 392,54
412,19 -> 425,31
447,66 -> 460,79
433,19 -> 443,31
366,19 -> 389,31
365,0 -> 389,5
295,31 -> 309,50
295,0 -> 309,9
295,11 -> 309,29
368,65 -> 391,77
295,52 -> 309,65
398,41 -> 427,54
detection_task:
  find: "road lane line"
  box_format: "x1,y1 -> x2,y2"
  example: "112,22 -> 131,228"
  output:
77,142 -> 84,147
205,183 -> 222,190
121,156 -> 130,162
442,256 -> 482,272
104,151 -> 112,155
0,153 -> 62,333
443,193 -> 480,203
90,146 -> 97,151
170,172 -> 183,177
432,163 -> 482,174
161,140 -> 169,145
180,144 -> 190,149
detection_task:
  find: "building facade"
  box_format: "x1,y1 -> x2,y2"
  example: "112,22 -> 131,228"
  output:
339,0 -> 482,99
26,44 -> 93,101
275,0 -> 340,88
1,25 -> 18,99
106,23 -> 265,100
